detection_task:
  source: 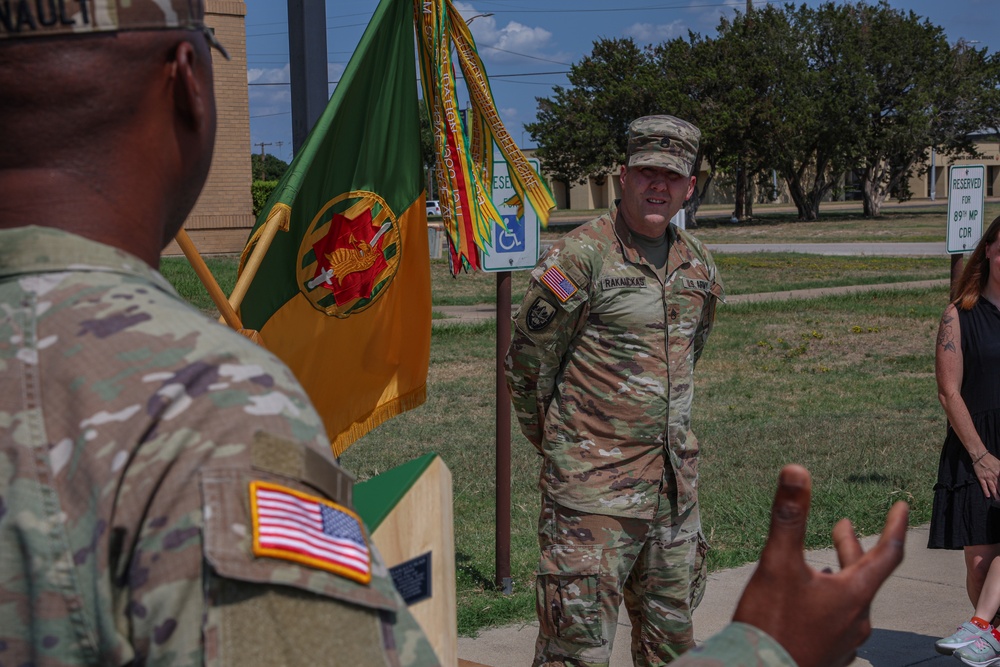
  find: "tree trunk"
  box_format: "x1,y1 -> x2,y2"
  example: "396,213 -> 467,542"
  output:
686,172 -> 714,229
733,162 -> 746,221
862,179 -> 885,217
785,175 -> 812,221
685,190 -> 700,229
862,164 -> 889,218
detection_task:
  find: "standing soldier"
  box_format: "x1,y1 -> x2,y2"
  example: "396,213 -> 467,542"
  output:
506,115 -> 724,666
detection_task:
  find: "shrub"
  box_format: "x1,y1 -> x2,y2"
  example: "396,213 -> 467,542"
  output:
252,180 -> 279,218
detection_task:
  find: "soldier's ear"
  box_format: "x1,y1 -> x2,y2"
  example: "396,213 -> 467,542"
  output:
170,40 -> 211,134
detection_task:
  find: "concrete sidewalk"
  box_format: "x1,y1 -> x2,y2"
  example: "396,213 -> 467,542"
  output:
458,524 -> 967,667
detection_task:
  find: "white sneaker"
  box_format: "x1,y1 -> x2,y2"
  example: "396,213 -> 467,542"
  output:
956,632 -> 1000,667
937,622 -> 989,655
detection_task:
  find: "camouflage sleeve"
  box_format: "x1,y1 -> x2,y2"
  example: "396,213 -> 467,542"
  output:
119,334 -> 441,666
673,623 -> 796,667
692,250 -> 725,365
504,254 -> 590,449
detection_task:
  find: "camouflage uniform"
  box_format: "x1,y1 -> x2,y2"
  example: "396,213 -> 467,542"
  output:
505,116 -> 724,667
0,227 -> 439,666
672,624 -> 795,667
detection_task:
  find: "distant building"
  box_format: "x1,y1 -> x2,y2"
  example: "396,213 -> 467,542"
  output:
163,0 -> 253,257
911,130 -> 1000,200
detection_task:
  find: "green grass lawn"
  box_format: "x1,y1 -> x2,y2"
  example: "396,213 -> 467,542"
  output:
340,287 -> 948,635
427,253 -> 950,315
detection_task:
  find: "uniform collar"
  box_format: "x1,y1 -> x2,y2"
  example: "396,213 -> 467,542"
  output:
610,200 -> 695,270
0,225 -> 178,296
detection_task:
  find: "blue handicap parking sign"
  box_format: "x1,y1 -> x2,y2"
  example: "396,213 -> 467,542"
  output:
495,214 -> 525,253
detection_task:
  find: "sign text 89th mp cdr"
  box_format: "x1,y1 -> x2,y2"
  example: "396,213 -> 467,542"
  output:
947,164 -> 985,254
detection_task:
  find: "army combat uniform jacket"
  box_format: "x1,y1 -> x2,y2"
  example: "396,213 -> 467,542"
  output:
0,227 -> 437,667
506,203 -> 724,520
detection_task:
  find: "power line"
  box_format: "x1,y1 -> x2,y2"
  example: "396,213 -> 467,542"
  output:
248,71 -> 571,88
479,45 -> 571,65
473,0 -> 772,11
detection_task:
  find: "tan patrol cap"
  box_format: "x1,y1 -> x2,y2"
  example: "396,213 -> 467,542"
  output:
627,115 -> 700,176
0,0 -> 229,58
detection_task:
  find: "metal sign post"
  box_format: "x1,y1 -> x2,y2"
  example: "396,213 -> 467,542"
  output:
483,160 -> 541,594
947,164 -> 986,298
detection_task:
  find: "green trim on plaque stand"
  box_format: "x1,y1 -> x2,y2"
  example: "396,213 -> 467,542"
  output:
354,451 -> 437,530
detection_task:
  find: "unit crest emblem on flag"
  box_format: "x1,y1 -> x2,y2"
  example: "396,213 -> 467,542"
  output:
297,190 -> 402,318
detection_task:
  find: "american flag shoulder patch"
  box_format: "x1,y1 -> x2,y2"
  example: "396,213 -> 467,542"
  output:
539,265 -> 578,302
250,480 -> 372,584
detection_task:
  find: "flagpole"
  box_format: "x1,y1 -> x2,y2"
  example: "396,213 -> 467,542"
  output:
227,210 -> 284,313
175,228 -> 245,331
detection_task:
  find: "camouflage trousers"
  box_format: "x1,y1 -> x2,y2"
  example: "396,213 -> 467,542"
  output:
532,494 -> 708,667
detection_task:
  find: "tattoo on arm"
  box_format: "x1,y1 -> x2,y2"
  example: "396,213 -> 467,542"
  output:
937,313 -> 956,353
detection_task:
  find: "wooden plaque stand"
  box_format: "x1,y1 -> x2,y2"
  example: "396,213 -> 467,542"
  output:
354,453 -> 457,666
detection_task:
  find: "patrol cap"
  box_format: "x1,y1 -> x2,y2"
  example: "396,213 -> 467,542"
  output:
627,115 -> 701,176
0,0 -> 230,59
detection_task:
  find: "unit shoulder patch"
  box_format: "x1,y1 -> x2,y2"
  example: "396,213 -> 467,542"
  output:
526,297 -> 558,331
250,480 -> 371,584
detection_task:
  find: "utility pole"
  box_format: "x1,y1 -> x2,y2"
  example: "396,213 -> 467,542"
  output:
248,141 -> 271,178
274,141 -> 284,159
288,0 -> 328,153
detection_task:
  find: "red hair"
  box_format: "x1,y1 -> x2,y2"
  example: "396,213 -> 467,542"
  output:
954,214 -> 1000,310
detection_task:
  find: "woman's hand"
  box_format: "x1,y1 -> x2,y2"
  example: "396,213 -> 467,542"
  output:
973,451 -> 1000,500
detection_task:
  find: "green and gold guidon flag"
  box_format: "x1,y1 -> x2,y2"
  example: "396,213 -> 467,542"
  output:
237,0 -> 430,456
415,0 -> 555,273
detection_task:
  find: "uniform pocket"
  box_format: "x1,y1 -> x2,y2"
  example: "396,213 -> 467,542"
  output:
536,545 -> 603,646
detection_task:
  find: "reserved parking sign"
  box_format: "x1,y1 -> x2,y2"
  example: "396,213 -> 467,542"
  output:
480,160 -> 541,272
947,164 -> 985,254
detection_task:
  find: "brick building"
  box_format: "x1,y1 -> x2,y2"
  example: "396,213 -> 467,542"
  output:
163,0 -> 253,256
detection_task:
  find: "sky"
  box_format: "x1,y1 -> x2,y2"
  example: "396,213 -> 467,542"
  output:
244,0 -> 1000,163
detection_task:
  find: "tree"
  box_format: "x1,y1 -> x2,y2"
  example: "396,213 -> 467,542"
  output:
853,2 -> 997,217
766,2 -> 870,221
529,0 -> 999,222
527,38 -> 659,188
251,152 -> 289,181
699,6 -> 800,221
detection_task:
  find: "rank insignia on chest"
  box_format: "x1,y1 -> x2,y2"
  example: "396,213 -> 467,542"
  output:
526,297 -> 557,331
669,306 -> 679,321
539,265 -> 578,302
249,480 -> 372,584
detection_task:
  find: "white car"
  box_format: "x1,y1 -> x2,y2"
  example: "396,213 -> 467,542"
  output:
426,200 -> 441,216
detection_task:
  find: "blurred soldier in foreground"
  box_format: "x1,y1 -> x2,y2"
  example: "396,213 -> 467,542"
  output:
0,3 -> 438,665
506,115 -> 723,665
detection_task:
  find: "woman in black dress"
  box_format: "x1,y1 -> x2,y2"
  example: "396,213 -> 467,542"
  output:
931,214 -> 1000,662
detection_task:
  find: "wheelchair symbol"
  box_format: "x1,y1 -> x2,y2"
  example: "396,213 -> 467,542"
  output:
496,215 -> 525,252
498,229 -> 519,250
